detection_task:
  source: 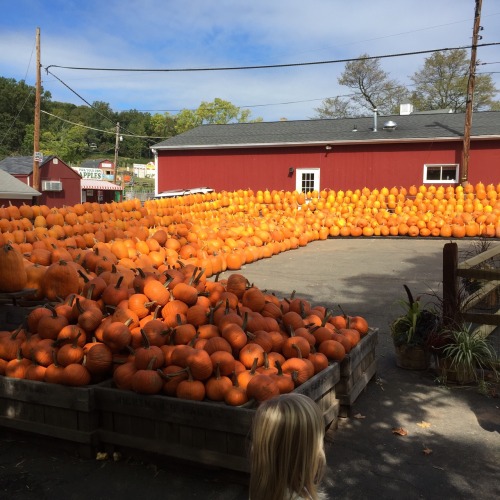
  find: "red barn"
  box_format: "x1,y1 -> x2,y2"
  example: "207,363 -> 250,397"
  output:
151,110 -> 500,195
0,155 -> 82,207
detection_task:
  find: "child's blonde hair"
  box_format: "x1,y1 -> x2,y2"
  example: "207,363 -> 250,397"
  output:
249,393 -> 326,500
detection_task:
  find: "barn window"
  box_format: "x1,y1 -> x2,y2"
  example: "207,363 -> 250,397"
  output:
423,164 -> 458,184
296,168 -> 320,193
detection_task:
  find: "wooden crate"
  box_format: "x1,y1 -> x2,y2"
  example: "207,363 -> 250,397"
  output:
95,363 -> 340,472
0,376 -> 100,457
0,304 -> 38,330
336,328 -> 378,417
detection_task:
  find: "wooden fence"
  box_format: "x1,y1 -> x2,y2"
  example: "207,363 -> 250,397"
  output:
443,242 -> 500,339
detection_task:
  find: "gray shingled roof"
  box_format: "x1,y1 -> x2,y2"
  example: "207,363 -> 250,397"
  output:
80,159 -> 113,168
0,155 -> 54,175
151,111 -> 500,150
0,169 -> 41,198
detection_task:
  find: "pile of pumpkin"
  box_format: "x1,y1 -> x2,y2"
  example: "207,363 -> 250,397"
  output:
0,242 -> 369,404
0,183 -> 499,283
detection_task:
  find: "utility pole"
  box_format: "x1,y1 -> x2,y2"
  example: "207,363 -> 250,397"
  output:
461,0 -> 482,186
33,27 -> 41,192
113,122 -> 120,184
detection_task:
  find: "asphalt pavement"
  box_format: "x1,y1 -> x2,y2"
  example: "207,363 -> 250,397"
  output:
1,238 -> 499,500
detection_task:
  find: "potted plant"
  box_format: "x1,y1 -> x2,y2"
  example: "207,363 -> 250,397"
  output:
436,323 -> 498,385
390,285 -> 441,370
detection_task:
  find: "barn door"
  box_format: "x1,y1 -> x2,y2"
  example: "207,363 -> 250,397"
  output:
295,168 -> 320,193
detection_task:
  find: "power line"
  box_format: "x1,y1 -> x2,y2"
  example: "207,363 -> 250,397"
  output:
45,68 -> 155,141
40,110 -> 166,139
45,42 -> 500,73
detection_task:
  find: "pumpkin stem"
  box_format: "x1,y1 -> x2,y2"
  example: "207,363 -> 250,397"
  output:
338,304 -> 348,318
262,351 -> 270,369
78,269 -> 90,283
139,328 -> 151,349
51,349 -> 60,367
157,366 -> 188,379
75,297 -> 85,315
292,343 -> 303,359
321,309 -> 332,327
274,360 -> 284,376
241,311 -> 249,332
188,332 -> 200,347
207,306 -> 215,325
71,332 -> 82,348
114,275 -> 124,289
146,356 -> 157,371
46,304 -> 58,318
299,300 -> 306,318
192,267 -> 206,286
85,284 -> 96,300
250,357 -> 259,375
152,304 -> 162,320
231,370 -> 240,387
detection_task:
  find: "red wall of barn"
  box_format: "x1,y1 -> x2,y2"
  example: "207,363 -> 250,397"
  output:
24,159 -> 82,208
157,139 -> 499,193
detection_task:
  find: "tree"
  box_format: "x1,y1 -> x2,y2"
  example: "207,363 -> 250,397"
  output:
312,54 -> 409,119
150,112 -> 176,139
40,125 -> 88,164
409,49 -> 499,112
0,77 -> 51,156
337,54 -> 409,115
312,96 -> 358,119
174,98 -> 261,135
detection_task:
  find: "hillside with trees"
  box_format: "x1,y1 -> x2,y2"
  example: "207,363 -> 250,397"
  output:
0,84 -> 260,166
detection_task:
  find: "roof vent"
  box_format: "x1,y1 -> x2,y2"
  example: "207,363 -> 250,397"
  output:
383,120 -> 397,131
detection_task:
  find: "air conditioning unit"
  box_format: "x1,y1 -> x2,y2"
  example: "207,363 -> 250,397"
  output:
42,180 -> 63,191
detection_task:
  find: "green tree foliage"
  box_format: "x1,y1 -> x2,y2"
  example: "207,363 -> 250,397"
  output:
40,125 -> 88,164
0,77 -> 51,157
409,49 -> 499,112
150,112 -> 176,139
0,78 -> 260,164
174,98 -> 260,134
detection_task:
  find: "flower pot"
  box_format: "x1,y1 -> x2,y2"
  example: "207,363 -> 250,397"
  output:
436,357 -> 476,385
394,343 -> 431,370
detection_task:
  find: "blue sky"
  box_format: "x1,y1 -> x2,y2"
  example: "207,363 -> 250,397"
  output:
1,0 -> 499,122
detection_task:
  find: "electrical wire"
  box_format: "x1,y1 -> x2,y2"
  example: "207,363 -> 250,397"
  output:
40,110 -> 167,139
45,68 -> 158,142
45,42 -> 500,73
